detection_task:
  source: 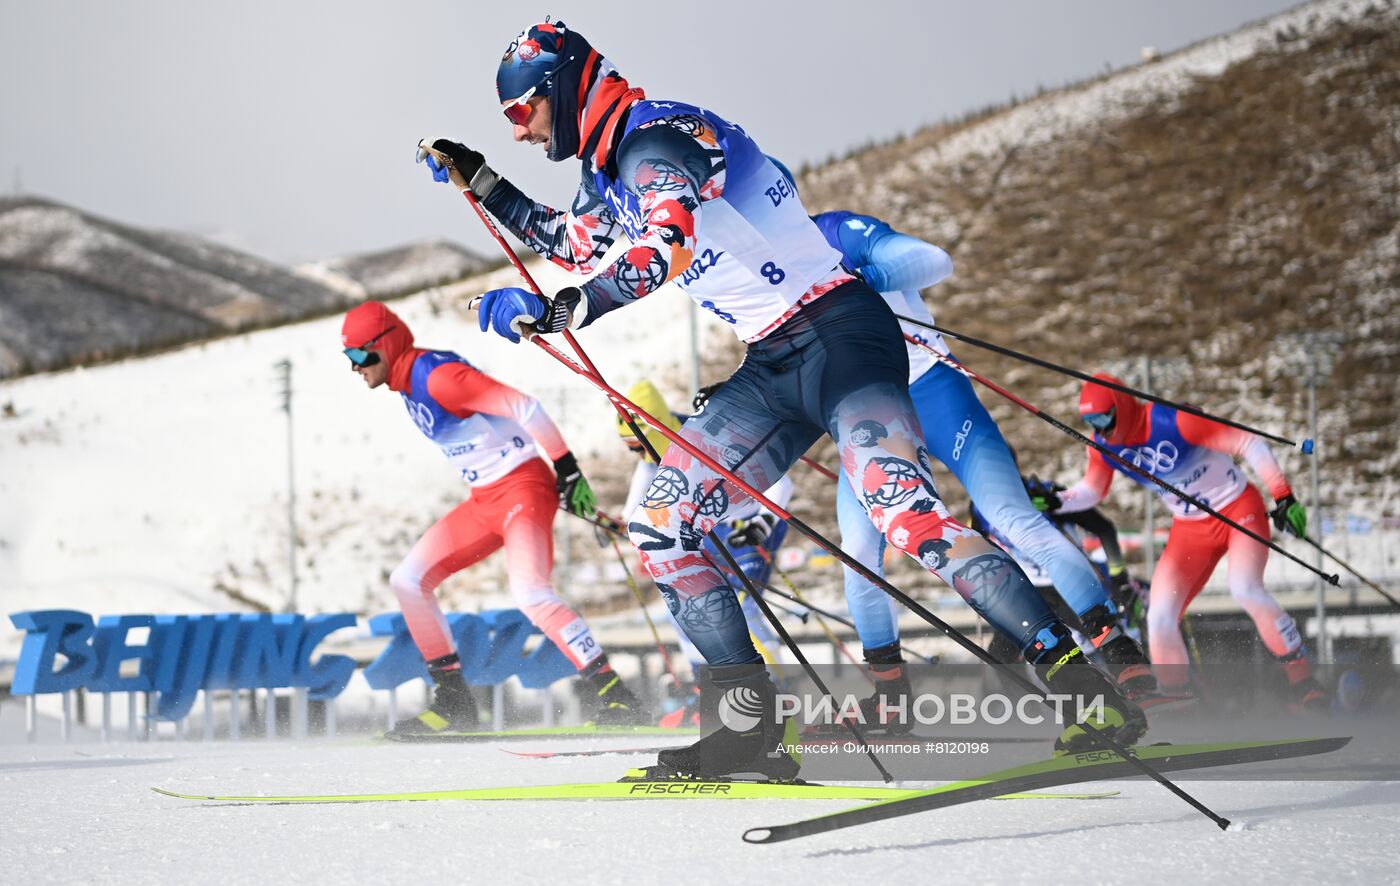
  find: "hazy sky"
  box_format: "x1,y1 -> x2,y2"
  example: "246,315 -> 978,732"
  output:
1,0 -> 1302,264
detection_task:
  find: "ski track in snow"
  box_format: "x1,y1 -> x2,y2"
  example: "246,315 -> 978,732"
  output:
0,737 -> 1395,884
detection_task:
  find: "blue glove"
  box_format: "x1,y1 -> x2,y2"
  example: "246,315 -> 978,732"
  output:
477,288 -> 546,343
425,154 -> 452,184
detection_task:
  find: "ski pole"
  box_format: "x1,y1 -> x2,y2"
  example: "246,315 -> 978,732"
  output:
435,145 -> 1225,826
756,547 -> 874,683
526,333 -> 1226,828
902,334 -> 1340,587
799,454 -> 838,481
582,509 -> 852,629
1296,534 -> 1400,609
895,315 -> 1314,454
426,152 -> 893,782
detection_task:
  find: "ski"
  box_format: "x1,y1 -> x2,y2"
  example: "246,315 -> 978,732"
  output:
503,733 -> 1043,760
151,773 -> 1116,805
380,724 -> 698,743
502,745 -> 685,759
742,735 -> 1351,844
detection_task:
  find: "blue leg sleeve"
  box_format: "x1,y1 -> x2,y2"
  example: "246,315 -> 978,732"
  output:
911,363 -> 1114,617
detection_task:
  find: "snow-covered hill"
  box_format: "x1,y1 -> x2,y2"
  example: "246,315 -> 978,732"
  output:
3,0 -> 1396,662
0,198 -> 496,380
0,254 -> 730,657
783,0 -> 1398,578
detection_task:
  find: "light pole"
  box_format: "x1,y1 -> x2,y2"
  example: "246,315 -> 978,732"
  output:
274,359 -> 298,613
1281,331 -> 1341,661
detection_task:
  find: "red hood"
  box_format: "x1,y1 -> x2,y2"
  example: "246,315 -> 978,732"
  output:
1079,372 -> 1147,445
341,301 -> 422,393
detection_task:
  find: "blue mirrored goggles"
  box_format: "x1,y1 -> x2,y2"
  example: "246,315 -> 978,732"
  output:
343,347 -> 381,368
1082,410 -> 1116,431
343,325 -> 395,369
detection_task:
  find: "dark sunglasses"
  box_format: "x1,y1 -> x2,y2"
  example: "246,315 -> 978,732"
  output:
344,326 -> 395,369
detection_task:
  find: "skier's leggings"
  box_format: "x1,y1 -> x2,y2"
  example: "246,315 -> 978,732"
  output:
664,522 -> 788,669
839,361 -> 1116,650
1147,484 -> 1301,688
390,458 -> 605,670
627,282 -> 1059,669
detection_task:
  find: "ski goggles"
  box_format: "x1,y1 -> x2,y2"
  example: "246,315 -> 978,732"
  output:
344,326 -> 395,368
1082,409 -> 1116,431
501,53 -> 578,125
502,87 -> 540,126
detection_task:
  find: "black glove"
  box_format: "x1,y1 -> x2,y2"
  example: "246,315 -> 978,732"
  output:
1108,568 -> 1134,608
727,513 -> 777,548
1028,487 -> 1062,513
692,382 -> 724,412
531,286 -> 581,335
1270,494 -> 1308,538
553,451 -> 596,518
1024,475 -> 1063,512
421,139 -> 500,198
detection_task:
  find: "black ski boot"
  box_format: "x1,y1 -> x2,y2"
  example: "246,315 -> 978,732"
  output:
584,659 -> 650,726
1081,604 -> 1161,699
650,664 -> 800,782
847,642 -> 913,735
1280,649 -> 1330,713
387,654 -> 480,737
1029,626 -> 1147,756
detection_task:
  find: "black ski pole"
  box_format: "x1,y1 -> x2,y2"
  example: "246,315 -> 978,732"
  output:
902,334 -> 1339,587
529,330 -> 1229,827
430,141 -> 1227,826
895,314 -> 1313,454
1296,534 -> 1400,609
579,510 -> 851,628
427,154 -> 894,783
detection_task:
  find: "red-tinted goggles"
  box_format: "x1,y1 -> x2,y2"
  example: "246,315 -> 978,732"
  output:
502,87 -> 539,126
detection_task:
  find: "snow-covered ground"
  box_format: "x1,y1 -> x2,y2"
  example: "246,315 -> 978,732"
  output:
1,732 -> 1396,884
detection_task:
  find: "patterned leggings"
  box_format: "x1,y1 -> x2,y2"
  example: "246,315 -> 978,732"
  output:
627,283 -> 1060,667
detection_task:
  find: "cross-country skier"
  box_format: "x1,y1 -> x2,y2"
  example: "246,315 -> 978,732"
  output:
792,192 -> 1158,731
1055,373 -> 1328,709
341,300 -> 644,736
1024,476 -> 1148,636
610,379 -> 793,729
424,20 -> 1144,776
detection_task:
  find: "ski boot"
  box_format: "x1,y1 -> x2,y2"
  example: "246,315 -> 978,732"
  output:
659,666 -> 723,732
387,654 -> 480,737
826,642 -> 913,736
1081,604 -> 1191,711
1280,649 -> 1329,713
646,664 -> 801,782
584,659 -> 650,727
1030,625 -> 1148,756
